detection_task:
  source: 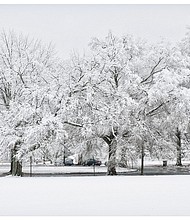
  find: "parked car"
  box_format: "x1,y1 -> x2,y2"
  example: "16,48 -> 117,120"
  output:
54,159 -> 64,166
65,158 -> 74,166
83,159 -> 102,166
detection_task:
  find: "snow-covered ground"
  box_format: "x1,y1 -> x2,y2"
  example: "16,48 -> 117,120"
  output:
142,159 -> 190,166
22,165 -> 135,174
0,163 -> 136,174
0,175 -> 190,216
1,160 -> 190,175
2,160 -> 190,173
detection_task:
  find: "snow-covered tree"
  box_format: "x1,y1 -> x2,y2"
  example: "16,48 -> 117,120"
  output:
1,29 -> 190,177
0,31 -> 65,176
62,32 -> 181,174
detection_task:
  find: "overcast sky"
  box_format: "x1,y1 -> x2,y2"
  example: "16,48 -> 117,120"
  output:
0,4 -> 190,59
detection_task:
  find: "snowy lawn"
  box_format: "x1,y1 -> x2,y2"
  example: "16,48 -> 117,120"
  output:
0,163 -> 136,174
23,165 -> 135,174
0,175 -> 190,216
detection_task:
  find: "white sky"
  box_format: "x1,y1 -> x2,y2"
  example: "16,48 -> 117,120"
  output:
0,4 -> 190,59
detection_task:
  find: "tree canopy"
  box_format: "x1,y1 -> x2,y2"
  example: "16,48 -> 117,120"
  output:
1,30 -> 190,175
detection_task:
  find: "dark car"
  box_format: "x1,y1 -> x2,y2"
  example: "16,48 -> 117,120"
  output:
83,159 -> 102,166
65,158 -> 74,166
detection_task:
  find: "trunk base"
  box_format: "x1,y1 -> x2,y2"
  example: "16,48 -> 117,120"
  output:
12,160 -> 22,176
107,166 -> 117,175
176,163 -> 183,167
10,147 -> 22,176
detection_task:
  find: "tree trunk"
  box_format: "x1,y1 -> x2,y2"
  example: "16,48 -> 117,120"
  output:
176,127 -> 182,166
10,143 -> 22,176
43,155 -> 46,164
9,149 -> 14,174
140,143 -> 144,175
78,154 -> 83,165
107,138 -> 117,175
120,146 -> 128,168
103,135 -> 117,175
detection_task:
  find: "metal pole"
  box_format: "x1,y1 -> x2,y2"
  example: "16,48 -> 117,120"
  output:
30,156 -> 32,177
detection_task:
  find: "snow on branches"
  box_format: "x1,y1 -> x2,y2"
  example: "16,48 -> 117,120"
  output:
1,30 -> 190,175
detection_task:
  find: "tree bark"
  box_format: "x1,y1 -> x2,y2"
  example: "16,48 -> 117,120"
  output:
176,127 -> 182,166
10,142 -> 22,176
9,149 -> 14,174
103,135 -> 117,175
107,138 -> 117,175
120,146 -> 128,168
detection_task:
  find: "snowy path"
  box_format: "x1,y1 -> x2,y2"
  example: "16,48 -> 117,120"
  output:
0,175 -> 190,216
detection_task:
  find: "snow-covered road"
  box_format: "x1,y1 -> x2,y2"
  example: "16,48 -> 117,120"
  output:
0,175 -> 190,216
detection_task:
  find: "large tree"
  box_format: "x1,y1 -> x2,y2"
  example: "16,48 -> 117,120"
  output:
0,31 -> 61,176
64,33 -> 175,175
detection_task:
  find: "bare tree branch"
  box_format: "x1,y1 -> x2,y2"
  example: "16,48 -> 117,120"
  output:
141,57 -> 166,84
63,121 -> 83,128
146,100 -> 170,117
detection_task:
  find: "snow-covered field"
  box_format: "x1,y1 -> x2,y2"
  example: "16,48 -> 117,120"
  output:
0,175 -> 190,216
22,165 -> 135,174
1,159 -> 190,175
0,163 -> 136,174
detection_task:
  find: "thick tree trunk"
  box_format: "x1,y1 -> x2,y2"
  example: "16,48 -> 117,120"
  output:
103,135 -> 117,175
107,138 -> 117,175
176,127 -> 182,166
10,143 -> 22,176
